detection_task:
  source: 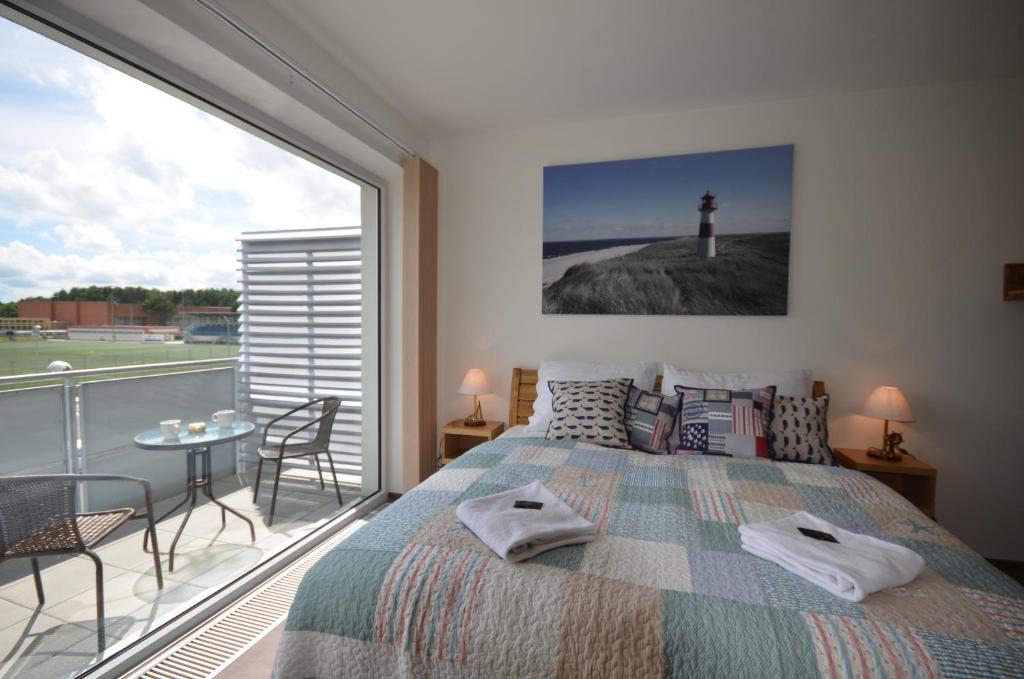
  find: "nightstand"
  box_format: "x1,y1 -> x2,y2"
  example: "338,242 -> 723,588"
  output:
833,448 -> 937,519
440,420 -> 504,466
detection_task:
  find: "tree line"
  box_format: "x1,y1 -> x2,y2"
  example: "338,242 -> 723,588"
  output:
0,287 -> 239,318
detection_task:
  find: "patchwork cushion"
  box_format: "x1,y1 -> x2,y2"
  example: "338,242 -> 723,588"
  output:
546,378 -> 633,448
625,387 -> 679,454
673,385 -> 776,458
768,394 -> 835,465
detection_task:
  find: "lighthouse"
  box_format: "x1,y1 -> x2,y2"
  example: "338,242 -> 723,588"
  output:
696,190 -> 717,258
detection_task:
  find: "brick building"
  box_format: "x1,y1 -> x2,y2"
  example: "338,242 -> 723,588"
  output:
17,300 -> 233,327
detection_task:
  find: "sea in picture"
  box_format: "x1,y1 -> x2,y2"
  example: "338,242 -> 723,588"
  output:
542,145 -> 794,315
543,237 -> 677,259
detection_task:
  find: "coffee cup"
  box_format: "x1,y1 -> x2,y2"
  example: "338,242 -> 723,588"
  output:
160,419 -> 181,439
212,409 -> 236,427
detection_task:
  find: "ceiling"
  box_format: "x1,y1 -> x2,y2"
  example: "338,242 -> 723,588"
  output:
265,0 -> 1024,138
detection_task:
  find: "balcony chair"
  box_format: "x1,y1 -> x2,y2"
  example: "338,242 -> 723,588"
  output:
0,475 -> 163,653
253,397 -> 344,526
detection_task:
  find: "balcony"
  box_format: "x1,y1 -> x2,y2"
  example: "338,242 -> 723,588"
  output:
0,360 -> 365,678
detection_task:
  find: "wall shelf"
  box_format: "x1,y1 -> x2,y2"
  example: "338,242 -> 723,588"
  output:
1005,263 -> 1024,301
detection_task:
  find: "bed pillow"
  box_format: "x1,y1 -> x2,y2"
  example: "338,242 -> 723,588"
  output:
527,360 -> 659,431
625,387 -> 679,454
673,385 -> 776,458
661,364 -> 811,398
768,394 -> 836,465
546,378 -> 633,448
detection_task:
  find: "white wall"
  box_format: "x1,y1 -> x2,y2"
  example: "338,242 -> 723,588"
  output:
429,78 -> 1024,560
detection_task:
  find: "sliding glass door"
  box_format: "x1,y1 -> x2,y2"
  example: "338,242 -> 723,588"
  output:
0,11 -> 381,678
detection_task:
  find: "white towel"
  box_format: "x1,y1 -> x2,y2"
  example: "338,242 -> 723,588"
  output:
456,481 -> 596,562
739,511 -> 924,602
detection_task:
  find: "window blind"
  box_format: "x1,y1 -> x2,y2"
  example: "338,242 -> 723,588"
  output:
237,230 -> 365,484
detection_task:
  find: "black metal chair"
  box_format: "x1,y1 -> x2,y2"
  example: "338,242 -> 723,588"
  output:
253,397 -> 344,526
0,474 -> 163,653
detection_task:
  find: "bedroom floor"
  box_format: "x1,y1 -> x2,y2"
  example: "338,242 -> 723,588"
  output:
219,622 -> 282,679
0,469 -> 361,679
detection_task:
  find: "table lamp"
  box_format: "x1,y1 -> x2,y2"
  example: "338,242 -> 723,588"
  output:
459,368 -> 490,427
861,385 -> 914,461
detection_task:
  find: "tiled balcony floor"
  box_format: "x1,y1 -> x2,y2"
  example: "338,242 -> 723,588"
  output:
0,469 -> 363,679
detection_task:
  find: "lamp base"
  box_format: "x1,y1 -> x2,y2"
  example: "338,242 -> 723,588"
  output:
463,397 -> 486,427
866,446 -> 902,462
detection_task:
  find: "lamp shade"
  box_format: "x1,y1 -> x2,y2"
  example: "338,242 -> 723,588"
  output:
458,368 -> 490,396
861,386 -> 914,422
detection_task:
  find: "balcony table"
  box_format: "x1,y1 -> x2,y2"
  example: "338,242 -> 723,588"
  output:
134,421 -> 256,571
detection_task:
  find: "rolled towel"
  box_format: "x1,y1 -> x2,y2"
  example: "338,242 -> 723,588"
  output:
739,511 -> 924,602
456,481 -> 596,562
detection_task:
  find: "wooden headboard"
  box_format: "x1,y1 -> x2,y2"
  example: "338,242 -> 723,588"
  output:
508,367 -> 825,427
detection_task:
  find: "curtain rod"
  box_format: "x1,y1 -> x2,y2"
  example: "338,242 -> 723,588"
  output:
192,0 -> 416,158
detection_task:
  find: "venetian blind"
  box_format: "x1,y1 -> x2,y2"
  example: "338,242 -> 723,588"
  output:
237,230 -> 364,482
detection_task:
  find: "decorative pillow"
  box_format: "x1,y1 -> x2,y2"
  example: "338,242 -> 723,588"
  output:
527,360 -> 659,431
673,385 -> 776,458
625,387 -> 679,454
768,394 -> 836,465
546,378 -> 633,448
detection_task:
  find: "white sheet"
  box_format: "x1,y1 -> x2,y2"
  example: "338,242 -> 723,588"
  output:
497,424 -> 539,439
660,364 -> 813,398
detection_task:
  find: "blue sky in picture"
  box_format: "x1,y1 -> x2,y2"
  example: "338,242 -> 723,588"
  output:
543,145 -> 794,242
0,17 -> 361,301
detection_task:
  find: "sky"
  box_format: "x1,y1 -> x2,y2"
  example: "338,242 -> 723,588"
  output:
543,144 -> 793,242
0,17 -> 361,302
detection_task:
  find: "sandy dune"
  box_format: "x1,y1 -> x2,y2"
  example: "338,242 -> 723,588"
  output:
542,243 -> 649,286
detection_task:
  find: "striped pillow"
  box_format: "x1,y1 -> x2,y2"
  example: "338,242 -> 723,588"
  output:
673,385 -> 776,458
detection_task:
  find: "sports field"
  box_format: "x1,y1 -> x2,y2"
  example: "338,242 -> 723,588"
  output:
0,338 -> 238,382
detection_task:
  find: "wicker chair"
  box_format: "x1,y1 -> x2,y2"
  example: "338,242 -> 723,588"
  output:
0,475 -> 163,652
253,397 -> 343,526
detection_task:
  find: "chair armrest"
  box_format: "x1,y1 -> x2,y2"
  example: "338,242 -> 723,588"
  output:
261,398 -> 329,446
279,406 -> 338,455
73,474 -> 155,518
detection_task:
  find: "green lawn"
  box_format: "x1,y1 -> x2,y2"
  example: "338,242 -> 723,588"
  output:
0,339 -> 238,390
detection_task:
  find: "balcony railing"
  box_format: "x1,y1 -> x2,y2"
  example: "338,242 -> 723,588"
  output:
0,358 -> 364,677
0,359 -> 239,511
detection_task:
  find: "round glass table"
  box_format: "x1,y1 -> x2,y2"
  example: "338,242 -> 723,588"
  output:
134,421 -> 256,571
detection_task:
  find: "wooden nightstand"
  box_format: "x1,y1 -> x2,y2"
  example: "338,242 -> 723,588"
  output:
440,420 -> 504,466
833,448 -> 937,519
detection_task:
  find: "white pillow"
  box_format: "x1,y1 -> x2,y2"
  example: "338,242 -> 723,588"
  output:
526,360 -> 659,432
660,363 -> 813,398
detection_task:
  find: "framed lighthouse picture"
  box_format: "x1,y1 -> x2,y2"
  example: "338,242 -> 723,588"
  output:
542,144 -> 794,315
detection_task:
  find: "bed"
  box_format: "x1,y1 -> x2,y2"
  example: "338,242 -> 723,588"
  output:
274,369 -> 1024,678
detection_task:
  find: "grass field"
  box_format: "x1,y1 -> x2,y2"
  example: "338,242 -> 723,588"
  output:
542,233 -> 790,315
0,339 -> 238,389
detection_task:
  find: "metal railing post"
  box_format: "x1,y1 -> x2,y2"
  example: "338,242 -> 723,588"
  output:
62,375 -> 77,475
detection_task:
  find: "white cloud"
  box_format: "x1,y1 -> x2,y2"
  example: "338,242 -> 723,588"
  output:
0,241 -> 236,300
53,223 -> 123,251
0,19 -> 362,301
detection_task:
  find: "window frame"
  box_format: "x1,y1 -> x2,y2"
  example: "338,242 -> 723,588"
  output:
0,5 -> 387,676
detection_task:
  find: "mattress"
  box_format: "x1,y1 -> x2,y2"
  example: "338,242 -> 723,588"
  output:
274,436 -> 1024,678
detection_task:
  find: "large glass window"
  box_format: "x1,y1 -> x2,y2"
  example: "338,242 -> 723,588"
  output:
0,14 -> 380,678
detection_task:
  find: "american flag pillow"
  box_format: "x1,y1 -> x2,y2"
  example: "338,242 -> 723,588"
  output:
673,385 -> 776,458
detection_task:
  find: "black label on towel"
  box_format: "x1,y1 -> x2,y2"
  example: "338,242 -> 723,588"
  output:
513,500 -> 544,510
798,527 -> 839,543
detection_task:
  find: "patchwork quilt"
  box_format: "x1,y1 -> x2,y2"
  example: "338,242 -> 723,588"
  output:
274,437 -> 1024,678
